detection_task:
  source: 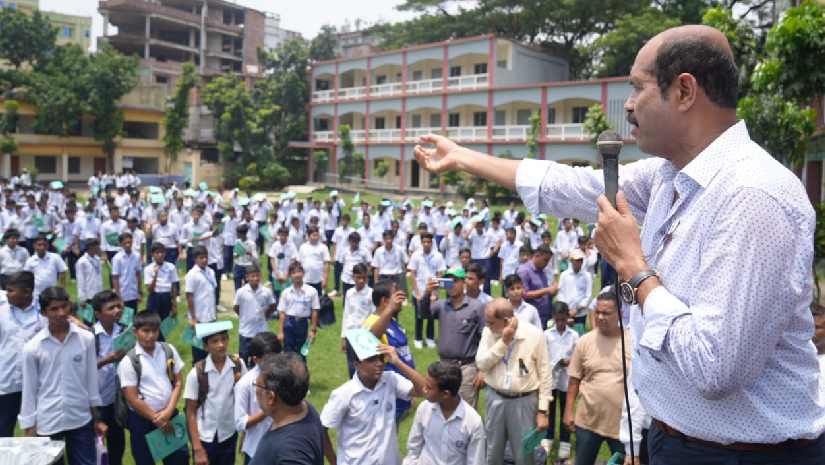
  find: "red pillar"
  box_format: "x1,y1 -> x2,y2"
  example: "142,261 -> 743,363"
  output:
364,58 -> 371,187
540,86 -> 548,160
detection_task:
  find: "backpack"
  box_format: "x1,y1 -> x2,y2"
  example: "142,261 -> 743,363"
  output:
194,355 -> 243,419
92,323 -> 127,356
114,342 -> 176,429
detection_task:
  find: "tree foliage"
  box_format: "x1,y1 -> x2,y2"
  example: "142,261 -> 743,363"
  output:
0,8 -> 58,95
737,94 -> 815,166
162,61 -> 198,171
0,101 -> 19,155
310,25 -> 339,62
526,113 -> 541,159
583,104 -> 614,147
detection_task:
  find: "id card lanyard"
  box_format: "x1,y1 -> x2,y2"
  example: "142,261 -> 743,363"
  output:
501,339 -> 515,390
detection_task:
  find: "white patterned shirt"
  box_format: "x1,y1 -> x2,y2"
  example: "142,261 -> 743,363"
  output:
515,121 -> 824,443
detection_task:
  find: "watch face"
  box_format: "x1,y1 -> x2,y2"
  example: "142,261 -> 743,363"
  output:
620,282 -> 635,304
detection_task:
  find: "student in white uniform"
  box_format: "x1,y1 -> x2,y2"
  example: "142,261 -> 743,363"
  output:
234,332 -> 281,464
372,230 -> 409,297
185,245 -> 218,364
277,262 -> 320,360
504,274 -> 542,330
340,264 -> 375,377
0,228 -> 29,289
267,227 -> 298,303
233,263 -> 276,367
329,214 -> 354,297
23,234 -> 67,299
111,232 -> 143,312
76,239 -> 103,309
297,226 -> 331,297
404,360 -> 486,465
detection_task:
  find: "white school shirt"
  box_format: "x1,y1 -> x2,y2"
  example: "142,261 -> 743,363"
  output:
112,250 -> 142,301
331,226 -> 354,261
417,211 -> 434,233
320,371 -> 413,465
234,238 -> 258,268
19,323 -> 101,435
240,219 -> 258,242
340,247 -> 371,285
23,252 -> 67,297
207,233 -> 224,268
0,244 -> 29,275
185,266 -> 217,323
144,261 -> 179,294
117,341 -> 185,412
403,399 -> 486,465
76,215 -> 101,240
277,285 -> 320,318
152,222 -> 179,249
234,366 -> 274,457
502,209 -> 518,229
126,228 -> 146,257
268,240 -> 298,276
407,235 -> 423,256
467,229 -> 491,260
58,218 -> 78,247
76,254 -> 104,302
233,283 -> 275,338
297,241 -> 330,285
94,322 -> 123,406
0,300 -> 47,395
170,208 -> 190,230
544,325 -> 580,391
124,203 -> 144,223
262,221 -> 280,253
499,240 -> 523,279
183,354 -> 247,443
556,268 -> 593,317
513,300 -> 542,330
408,250 -> 446,297
288,226 -> 304,250
179,221 -> 210,247
554,229 -> 578,256
221,216 -> 238,246
356,226 -> 381,249
252,201 -> 272,222
372,245 -> 408,276
321,210 -> 335,232
486,226 -> 505,251
439,233 -> 467,269
341,286 -> 375,337
100,219 -> 127,253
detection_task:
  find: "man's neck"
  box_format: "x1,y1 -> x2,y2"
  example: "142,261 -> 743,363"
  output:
211,353 -> 226,371
467,289 -> 480,299
101,320 -> 115,334
37,252 -> 46,259
510,297 -> 521,308
48,322 -> 70,341
556,325 -> 566,335
271,401 -> 307,430
250,282 -> 259,291
439,396 -> 461,419
450,294 -> 465,307
358,373 -> 378,390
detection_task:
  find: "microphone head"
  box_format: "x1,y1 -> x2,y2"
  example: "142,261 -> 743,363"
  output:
597,130 -> 623,158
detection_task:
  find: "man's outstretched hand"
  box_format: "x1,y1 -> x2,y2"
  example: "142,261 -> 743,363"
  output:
414,134 -> 463,173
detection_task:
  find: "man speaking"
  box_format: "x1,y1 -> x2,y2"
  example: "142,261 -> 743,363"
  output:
413,25 -> 825,463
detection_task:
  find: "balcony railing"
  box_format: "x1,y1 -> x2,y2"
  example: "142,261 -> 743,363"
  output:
312,131 -> 335,142
350,130 -> 366,141
546,123 -> 589,141
446,127 -> 487,141
337,87 -> 368,100
405,127 -> 441,142
406,78 -> 444,94
312,90 -> 335,102
492,125 -> 531,141
447,73 -> 489,90
370,82 -> 404,97
368,129 -> 402,142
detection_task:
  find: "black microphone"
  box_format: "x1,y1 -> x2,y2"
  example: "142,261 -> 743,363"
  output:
597,130 -> 623,209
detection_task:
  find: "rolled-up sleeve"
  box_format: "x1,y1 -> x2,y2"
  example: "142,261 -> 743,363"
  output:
86,335 -> 102,407
475,329 -> 508,372
18,345 -> 38,429
234,381 -> 250,433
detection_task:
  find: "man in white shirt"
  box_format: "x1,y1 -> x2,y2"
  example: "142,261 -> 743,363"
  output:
268,227 -> 298,302
234,332 -> 280,464
502,202 -> 518,229
556,249 -> 593,330
408,232 -> 446,349
185,245 -> 218,363
464,220 -> 495,296
100,206 -> 126,264
499,227 -> 523,284
297,226 -> 331,297
554,219 -> 578,268
233,264 -> 276,366
372,230 -> 409,297
542,302 -> 580,458
440,220 -> 468,269
329,214 -> 354,297
23,235 -> 67,299
76,239 -> 103,308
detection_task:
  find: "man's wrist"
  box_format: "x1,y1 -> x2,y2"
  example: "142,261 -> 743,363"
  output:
616,257 -> 650,284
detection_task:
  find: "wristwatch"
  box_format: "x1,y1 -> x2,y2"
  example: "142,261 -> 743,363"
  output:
620,269 -> 659,305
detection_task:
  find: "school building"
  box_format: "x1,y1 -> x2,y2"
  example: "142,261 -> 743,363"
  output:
293,34 -> 648,194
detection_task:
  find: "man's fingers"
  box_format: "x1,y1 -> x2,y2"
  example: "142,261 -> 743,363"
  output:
596,194 -> 615,214
615,191 -> 632,216
418,133 -> 440,145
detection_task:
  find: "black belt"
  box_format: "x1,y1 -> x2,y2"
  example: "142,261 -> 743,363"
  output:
287,315 -> 309,322
653,419 -> 822,452
491,388 -> 537,399
443,357 -> 476,367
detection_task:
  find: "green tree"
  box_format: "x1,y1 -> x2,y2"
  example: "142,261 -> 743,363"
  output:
373,160 -> 390,178
582,104 -> 614,147
526,113 -> 541,159
27,44 -> 88,138
337,124 -> 365,180
0,101 -> 19,156
737,94 -> 815,166
310,25 -> 339,62
162,62 -> 198,176
0,8 -> 57,95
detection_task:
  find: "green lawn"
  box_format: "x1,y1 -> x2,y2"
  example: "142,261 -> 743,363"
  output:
18,194 -> 617,464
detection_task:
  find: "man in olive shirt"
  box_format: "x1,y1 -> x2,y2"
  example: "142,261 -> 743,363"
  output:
477,298 -> 553,465
419,267 -> 487,408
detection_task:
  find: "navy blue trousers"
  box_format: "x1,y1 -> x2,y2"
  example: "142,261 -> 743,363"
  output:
0,391 -> 21,437
48,420 -> 96,465
200,431 -> 237,465
98,403 -> 125,465
284,316 -> 308,361
128,409 -> 189,465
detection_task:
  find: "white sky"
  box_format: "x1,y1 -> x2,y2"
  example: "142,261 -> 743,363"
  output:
39,0 -> 416,50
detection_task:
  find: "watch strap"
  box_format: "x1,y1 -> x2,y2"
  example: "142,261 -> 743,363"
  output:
628,269 -> 658,290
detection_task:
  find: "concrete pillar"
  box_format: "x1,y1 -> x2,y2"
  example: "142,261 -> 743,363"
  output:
144,16 -> 151,59
103,13 -> 109,37
61,153 -> 68,182
1,153 -> 9,179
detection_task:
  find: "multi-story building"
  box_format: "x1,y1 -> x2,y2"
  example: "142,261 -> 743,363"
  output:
3,0 -> 92,51
337,27 -> 382,59
297,34 -> 646,193
265,12 -> 301,51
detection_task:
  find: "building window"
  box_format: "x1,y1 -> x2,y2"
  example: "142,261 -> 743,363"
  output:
63,27 -> 73,38
517,109 -> 532,125
430,114 -> 442,128
395,116 -> 401,129
547,108 -> 556,124
494,110 -> 506,126
375,117 -> 385,129
396,72 -> 402,82
449,66 -> 461,77
474,63 -> 488,74
448,113 -> 460,127
395,160 -> 400,176
497,60 -> 507,68
412,70 -> 423,81
572,106 -> 589,124
375,75 -> 386,85
35,156 -> 57,174
123,121 -> 160,140
473,112 -> 487,127
431,68 -> 442,79
411,115 -> 421,128
68,157 -> 81,175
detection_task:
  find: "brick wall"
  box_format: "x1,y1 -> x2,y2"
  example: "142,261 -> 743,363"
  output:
244,9 -> 266,75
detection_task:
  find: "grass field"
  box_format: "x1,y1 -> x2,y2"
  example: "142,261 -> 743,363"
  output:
15,193 -> 618,464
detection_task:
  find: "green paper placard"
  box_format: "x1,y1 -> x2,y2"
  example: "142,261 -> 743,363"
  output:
119,307 -> 135,326
113,324 -> 136,353
46,234 -> 53,241
150,194 -> 165,205
181,324 -> 204,349
352,192 -> 360,205
106,232 -> 120,246
54,238 -> 67,254
259,227 -> 271,241
195,320 -> 233,339
191,231 -> 203,245
233,242 -> 246,255
32,214 -> 44,228
300,339 -> 312,357
77,301 -> 94,322
345,328 -> 381,361
146,414 -> 189,464
50,180 -> 63,190
272,278 -> 292,292
160,315 -> 179,338
149,186 -> 163,194
214,222 -> 225,234
521,428 -> 547,458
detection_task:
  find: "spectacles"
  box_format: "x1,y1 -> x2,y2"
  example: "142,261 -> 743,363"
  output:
252,382 -> 271,391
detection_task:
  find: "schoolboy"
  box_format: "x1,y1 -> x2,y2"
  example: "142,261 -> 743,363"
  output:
405,360 -> 486,465
542,301 -> 580,458
339,231 -> 370,307
465,262 -> 493,306
112,232 -> 143,311
439,220 -> 467,269
206,219 -> 225,308
100,205 -> 126,263
0,228 -> 29,289
267,226 -> 298,302
144,242 -> 180,335
184,323 -> 247,465
459,248 -> 472,271
0,271 -> 46,437
464,220 -> 494,296
505,273 -> 542,329
408,232 -> 446,349
59,208 -> 80,279
125,216 -> 146,263
220,206 -> 239,279
234,332 -> 282,464
77,205 -> 101,249
76,238 -> 104,309
117,310 -> 189,465
233,263 -> 276,366
185,245 -> 218,363
233,224 -> 258,291
321,341 -> 426,465
487,217 -> 505,287
277,262 -> 319,358
20,286 -> 105,465
340,263 -> 374,376
372,230 -> 409,297
297,226 -> 331,296
150,210 -> 181,266
499,227 -> 523,284
407,222 -> 429,258
23,234 -> 67,298
287,216 -> 304,251
91,290 -> 127,465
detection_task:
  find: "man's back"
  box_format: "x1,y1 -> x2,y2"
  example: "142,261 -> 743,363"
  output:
250,401 -> 324,465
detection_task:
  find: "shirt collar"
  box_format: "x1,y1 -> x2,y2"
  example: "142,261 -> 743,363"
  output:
354,372 -> 387,393
203,354 -> 234,374
135,341 -> 159,358
678,120 -> 749,189
45,321 -> 79,340
94,321 -> 122,337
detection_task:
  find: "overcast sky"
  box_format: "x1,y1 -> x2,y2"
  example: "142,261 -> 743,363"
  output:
40,0 -> 416,50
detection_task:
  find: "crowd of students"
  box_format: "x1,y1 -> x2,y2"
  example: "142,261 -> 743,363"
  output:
0,176 -> 821,465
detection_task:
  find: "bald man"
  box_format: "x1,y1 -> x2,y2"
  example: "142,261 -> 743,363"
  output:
476,298 -> 553,465
416,25 -> 825,463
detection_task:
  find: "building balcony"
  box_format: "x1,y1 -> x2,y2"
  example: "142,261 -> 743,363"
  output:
447,73 -> 488,90
492,125 -> 531,141
405,127 -> 441,142
350,130 -> 366,141
369,82 -> 404,97
406,78 -> 443,94
337,86 -> 368,100
546,123 -> 589,141
313,89 -> 335,102
446,127 -> 487,141
312,131 -> 334,142
368,129 -> 402,142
